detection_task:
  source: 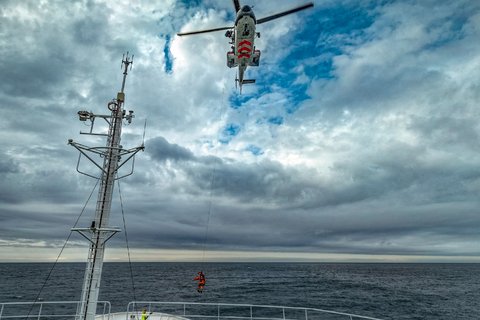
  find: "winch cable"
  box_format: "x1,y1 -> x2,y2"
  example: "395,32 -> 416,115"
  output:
25,179 -> 100,320
201,166 -> 216,265
199,82 -> 229,269
117,179 -> 138,313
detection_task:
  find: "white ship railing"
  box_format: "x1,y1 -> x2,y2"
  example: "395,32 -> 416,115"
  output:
0,301 -> 111,319
127,302 -> 384,320
0,301 -> 384,320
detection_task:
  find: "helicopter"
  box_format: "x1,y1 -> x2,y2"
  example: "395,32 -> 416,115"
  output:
177,0 -> 314,93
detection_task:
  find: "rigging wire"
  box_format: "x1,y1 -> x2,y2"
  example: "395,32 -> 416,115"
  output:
117,179 -> 138,313
117,120 -> 144,312
25,179 -> 100,320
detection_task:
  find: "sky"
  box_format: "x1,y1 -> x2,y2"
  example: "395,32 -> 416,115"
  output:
1,0 -> 480,263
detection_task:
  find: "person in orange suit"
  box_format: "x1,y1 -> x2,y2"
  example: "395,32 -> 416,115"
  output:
194,271 -> 206,293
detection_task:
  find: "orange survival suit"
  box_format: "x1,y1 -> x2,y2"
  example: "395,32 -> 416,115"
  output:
194,271 -> 206,293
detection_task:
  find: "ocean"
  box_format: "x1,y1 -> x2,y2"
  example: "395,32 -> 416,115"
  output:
0,262 -> 479,319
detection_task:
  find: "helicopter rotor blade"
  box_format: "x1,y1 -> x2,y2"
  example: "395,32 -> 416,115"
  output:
233,0 -> 241,12
257,2 -> 314,25
177,26 -> 233,36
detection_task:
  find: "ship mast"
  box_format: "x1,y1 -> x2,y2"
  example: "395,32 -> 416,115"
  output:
69,53 -> 144,320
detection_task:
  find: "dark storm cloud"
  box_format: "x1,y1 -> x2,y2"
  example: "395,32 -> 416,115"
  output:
0,153 -> 20,174
1,14 -> 73,98
146,134 -> 480,211
147,136 -> 195,162
72,14 -> 109,45
0,202 -> 88,248
135,129 -> 480,256
409,115 -> 480,150
1,57 -> 71,98
146,136 -> 319,205
0,153 -> 24,203
2,100 -> 73,138
110,197 -> 480,256
0,163 -> 80,205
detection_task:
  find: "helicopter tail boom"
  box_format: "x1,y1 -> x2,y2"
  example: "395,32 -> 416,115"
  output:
236,78 -> 256,93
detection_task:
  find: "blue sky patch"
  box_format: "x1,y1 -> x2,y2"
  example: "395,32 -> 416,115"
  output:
163,34 -> 173,74
423,14 -> 469,51
281,4 -> 375,81
219,123 -> 241,144
246,144 -> 264,156
179,0 -> 202,8
251,3 -> 377,116
268,116 -> 283,125
229,92 -> 252,109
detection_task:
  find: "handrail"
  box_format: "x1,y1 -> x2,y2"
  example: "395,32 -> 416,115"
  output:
127,301 -> 384,320
0,301 -> 111,319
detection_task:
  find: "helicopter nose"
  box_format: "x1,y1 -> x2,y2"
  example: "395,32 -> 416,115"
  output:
241,5 -> 251,12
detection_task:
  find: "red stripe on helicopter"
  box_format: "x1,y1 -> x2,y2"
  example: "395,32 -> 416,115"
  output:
238,47 -> 252,53
238,40 -> 252,47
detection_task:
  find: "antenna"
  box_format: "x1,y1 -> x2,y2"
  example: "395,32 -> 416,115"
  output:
120,52 -> 134,93
122,52 -> 134,69
142,119 -> 147,146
